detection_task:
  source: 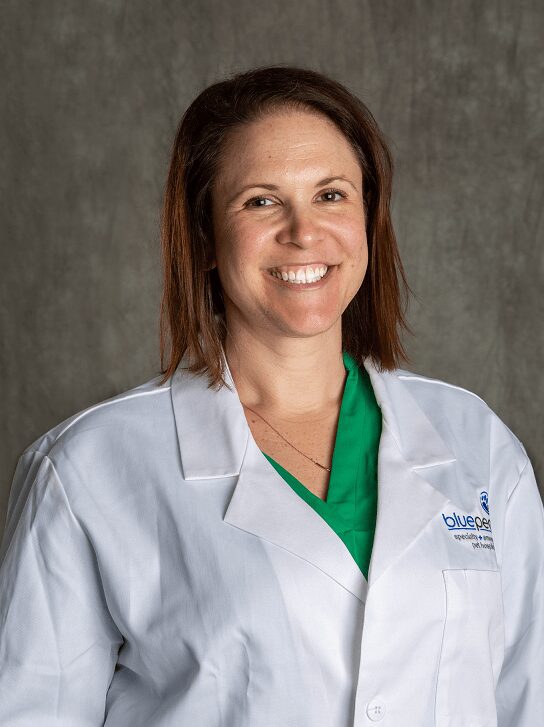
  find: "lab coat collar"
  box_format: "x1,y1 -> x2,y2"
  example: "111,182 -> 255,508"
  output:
171,347 -> 459,599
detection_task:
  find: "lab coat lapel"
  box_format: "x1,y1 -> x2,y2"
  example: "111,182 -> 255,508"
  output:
171,348 -> 461,600
363,361 -> 460,587
225,433 -> 370,601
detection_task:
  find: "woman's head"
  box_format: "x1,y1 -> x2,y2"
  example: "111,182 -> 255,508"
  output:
159,65 -> 413,389
210,107 -> 369,361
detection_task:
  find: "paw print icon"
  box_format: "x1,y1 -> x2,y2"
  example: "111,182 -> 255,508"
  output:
480,490 -> 489,515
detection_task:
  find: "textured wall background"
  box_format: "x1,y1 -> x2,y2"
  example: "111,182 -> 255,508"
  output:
1,0 -> 543,538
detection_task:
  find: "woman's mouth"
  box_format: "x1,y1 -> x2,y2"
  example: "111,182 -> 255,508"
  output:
266,264 -> 336,289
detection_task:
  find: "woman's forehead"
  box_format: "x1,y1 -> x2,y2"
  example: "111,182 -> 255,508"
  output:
215,111 -> 361,188
226,108 -> 349,151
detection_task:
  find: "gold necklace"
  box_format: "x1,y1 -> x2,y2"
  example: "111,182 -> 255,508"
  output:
241,403 -> 331,472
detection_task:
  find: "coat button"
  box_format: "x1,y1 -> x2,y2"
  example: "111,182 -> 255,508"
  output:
366,696 -> 386,721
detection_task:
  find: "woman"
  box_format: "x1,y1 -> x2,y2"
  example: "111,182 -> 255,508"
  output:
0,65 -> 542,726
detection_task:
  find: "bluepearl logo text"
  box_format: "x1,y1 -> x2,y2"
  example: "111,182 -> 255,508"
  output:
441,512 -> 491,532
441,491 -> 495,550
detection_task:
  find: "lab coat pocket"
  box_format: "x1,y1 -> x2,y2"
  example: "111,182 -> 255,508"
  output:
435,568 -> 505,727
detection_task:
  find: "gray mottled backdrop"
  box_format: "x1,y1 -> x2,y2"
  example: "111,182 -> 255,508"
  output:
1,1 -> 543,538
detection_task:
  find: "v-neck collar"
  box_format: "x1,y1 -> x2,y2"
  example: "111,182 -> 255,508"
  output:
261,350 -> 367,509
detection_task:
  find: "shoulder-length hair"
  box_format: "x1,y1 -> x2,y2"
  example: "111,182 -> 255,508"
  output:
158,64 -> 414,389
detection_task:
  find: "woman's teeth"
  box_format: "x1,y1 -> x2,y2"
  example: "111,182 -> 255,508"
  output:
269,265 -> 329,284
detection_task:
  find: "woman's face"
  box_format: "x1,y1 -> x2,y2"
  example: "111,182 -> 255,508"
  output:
210,108 -> 368,342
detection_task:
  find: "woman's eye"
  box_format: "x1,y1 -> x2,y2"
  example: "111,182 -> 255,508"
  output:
245,188 -> 346,208
320,188 -> 347,202
245,196 -> 274,208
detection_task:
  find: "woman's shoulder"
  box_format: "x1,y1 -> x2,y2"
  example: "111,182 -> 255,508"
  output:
20,372 -> 174,465
395,364 -> 489,405
393,364 -> 528,474
395,364 -> 497,417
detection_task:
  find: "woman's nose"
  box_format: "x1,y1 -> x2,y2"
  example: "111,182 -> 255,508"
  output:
276,205 -> 325,246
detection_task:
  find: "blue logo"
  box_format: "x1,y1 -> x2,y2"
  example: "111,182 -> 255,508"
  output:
441,491 -> 492,534
441,511 -> 491,532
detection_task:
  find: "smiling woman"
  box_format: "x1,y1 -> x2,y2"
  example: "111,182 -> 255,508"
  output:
159,66 -> 412,394
0,65 -> 542,727
209,108 -> 369,363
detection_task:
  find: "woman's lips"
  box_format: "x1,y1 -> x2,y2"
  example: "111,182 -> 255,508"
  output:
265,264 -> 336,289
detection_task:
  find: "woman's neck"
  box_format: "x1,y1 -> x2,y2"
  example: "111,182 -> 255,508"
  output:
223,331 -> 347,421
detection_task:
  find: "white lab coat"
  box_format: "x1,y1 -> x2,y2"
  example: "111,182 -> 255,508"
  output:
0,350 -> 542,726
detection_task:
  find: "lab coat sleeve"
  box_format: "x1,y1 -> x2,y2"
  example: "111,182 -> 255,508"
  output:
495,454 -> 544,726
0,449 -> 124,726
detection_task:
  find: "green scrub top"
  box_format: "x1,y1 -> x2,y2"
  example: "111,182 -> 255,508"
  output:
262,351 -> 382,581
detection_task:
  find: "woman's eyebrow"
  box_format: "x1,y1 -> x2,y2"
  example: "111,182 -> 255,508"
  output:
229,175 -> 358,203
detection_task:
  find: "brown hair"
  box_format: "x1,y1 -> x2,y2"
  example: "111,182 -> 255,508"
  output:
158,64 -> 414,389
